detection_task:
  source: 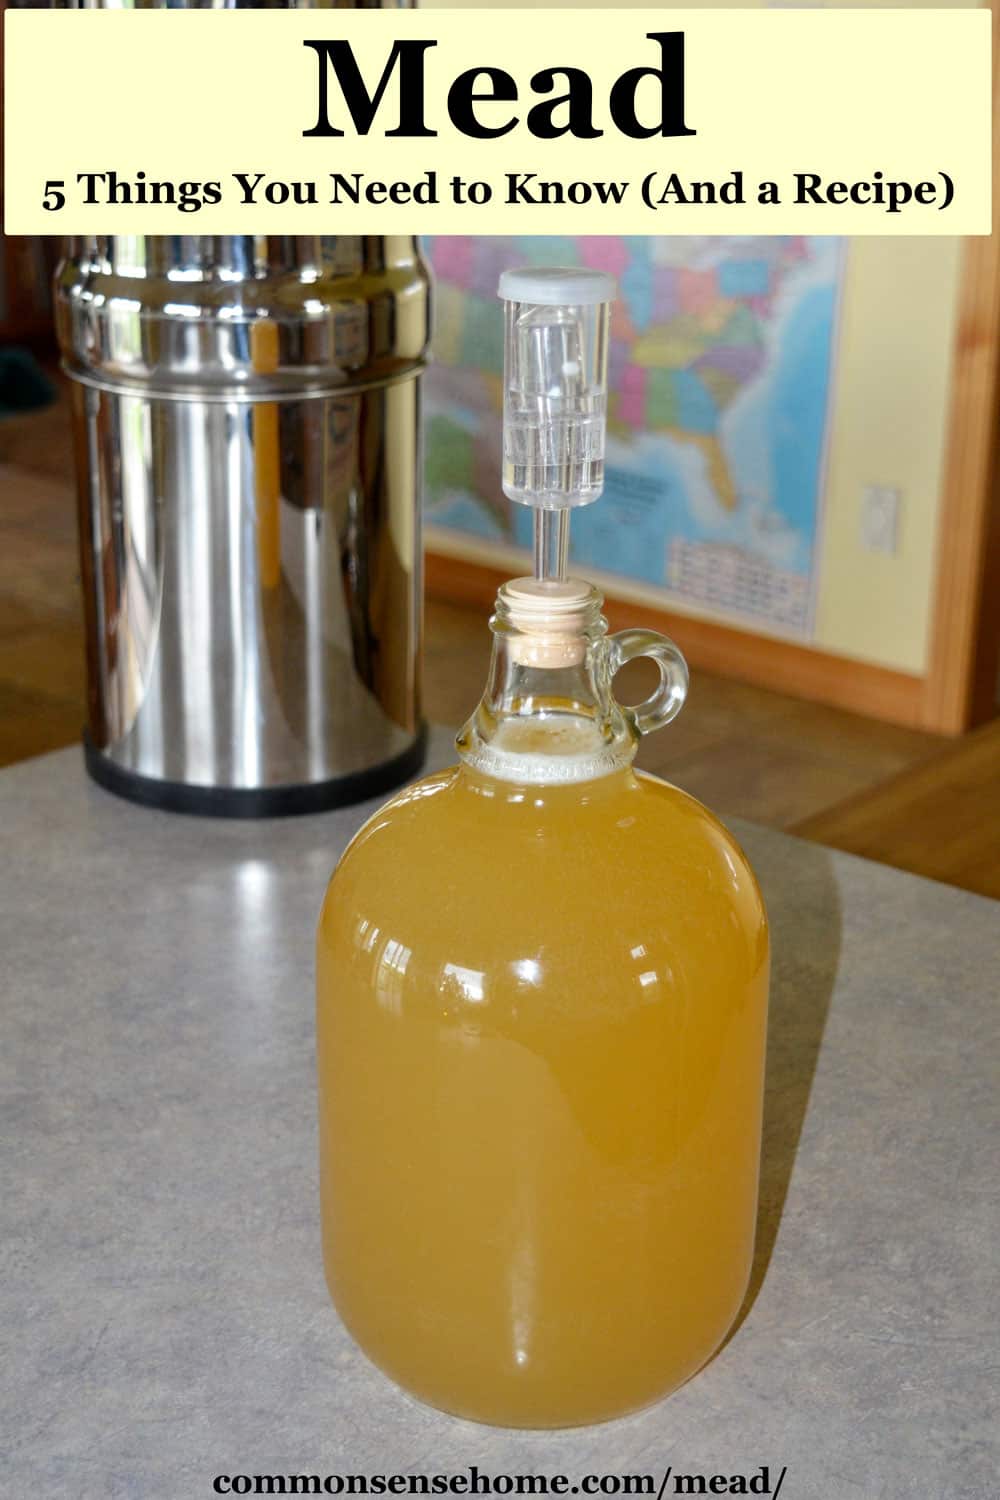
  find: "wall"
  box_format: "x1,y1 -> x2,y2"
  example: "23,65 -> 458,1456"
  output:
814,240 -> 963,673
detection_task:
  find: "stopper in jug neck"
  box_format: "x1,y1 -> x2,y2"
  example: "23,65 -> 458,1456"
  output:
496,577 -> 603,668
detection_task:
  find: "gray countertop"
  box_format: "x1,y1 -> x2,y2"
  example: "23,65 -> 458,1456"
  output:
2,733 -> 997,1500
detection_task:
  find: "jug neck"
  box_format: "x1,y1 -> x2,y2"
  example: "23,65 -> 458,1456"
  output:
456,580 -> 638,786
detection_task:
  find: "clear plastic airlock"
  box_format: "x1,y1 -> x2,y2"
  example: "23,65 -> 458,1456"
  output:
499,266 -> 614,511
498,267 -> 615,582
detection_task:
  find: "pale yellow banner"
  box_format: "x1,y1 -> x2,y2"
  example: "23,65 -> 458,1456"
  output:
3,8 -> 991,234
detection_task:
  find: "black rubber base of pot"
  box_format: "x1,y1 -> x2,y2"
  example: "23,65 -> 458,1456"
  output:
82,726 -> 428,819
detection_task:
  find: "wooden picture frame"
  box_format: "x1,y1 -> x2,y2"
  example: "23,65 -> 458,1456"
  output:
427,47 -> 1000,734
921,6 -> 1000,733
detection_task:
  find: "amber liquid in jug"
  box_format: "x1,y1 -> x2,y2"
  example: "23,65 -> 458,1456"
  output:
317,579 -> 769,1428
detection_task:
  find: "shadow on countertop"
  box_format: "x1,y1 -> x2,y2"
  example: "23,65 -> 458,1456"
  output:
728,831 -> 842,1339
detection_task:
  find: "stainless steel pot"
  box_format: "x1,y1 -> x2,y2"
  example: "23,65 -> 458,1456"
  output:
56,233 -> 432,815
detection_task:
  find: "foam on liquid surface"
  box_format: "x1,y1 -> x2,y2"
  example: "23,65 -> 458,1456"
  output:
465,713 -> 630,785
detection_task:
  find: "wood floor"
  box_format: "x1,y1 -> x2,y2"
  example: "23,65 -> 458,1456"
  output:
792,719 -> 1000,901
2,376 -> 998,899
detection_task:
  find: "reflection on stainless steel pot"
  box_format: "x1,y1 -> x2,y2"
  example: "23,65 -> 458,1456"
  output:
56,234 -> 432,815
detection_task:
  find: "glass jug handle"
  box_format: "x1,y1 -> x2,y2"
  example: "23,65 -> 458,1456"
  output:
606,629 -> 689,738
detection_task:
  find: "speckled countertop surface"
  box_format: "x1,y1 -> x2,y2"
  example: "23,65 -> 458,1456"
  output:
2,732 -> 997,1500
